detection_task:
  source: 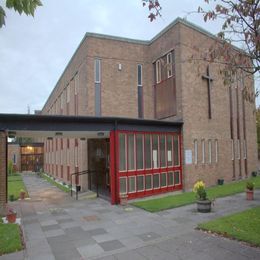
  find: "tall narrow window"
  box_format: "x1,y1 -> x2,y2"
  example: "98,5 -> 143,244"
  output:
128,134 -> 135,170
145,135 -> 151,169
119,133 -> 126,171
137,64 -> 142,86
167,52 -> 173,78
237,140 -> 240,159
231,139 -> 234,160
215,139 -> 218,163
243,140 -> 247,159
194,139 -> 198,165
136,134 -> 144,170
95,59 -> 101,83
167,135 -> 173,166
156,60 -> 161,83
202,139 -> 205,164
152,135 -> 159,168
173,135 -> 179,166
160,135 -> 166,167
208,139 -> 212,164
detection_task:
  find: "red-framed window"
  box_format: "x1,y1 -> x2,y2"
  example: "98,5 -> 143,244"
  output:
117,131 -> 182,200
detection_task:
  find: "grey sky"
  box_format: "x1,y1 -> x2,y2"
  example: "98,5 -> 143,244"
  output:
0,0 -> 258,114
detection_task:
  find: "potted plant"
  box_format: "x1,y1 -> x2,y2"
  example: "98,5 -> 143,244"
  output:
20,189 -> 26,200
6,208 -> 17,223
119,193 -> 128,206
193,180 -> 211,213
246,181 -> 254,200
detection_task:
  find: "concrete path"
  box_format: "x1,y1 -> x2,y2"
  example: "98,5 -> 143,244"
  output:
1,174 -> 260,260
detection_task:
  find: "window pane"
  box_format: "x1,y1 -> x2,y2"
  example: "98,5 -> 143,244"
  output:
173,135 -> 179,166
168,172 -> 174,186
95,59 -> 100,83
145,135 -> 151,168
136,134 -> 144,169
145,175 -> 152,190
161,172 -> 167,187
120,177 -> 127,194
119,134 -> 126,171
194,140 -> 198,164
174,171 -> 180,185
208,140 -> 212,163
167,135 -> 173,166
128,134 -> 135,170
128,176 -> 136,193
137,175 -> 144,191
152,135 -> 159,168
138,64 -> 142,86
160,135 -> 166,167
153,174 -> 160,189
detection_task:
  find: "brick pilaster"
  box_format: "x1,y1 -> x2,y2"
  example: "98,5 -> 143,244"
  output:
0,131 -> 7,214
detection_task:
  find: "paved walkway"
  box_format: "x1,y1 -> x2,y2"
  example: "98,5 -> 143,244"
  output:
1,174 -> 260,260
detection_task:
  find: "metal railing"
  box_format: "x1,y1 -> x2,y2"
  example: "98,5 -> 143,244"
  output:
70,170 -> 97,200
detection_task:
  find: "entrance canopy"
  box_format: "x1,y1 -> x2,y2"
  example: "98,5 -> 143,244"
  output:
0,114 -> 183,138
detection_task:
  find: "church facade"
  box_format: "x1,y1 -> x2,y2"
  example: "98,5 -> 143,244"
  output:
41,18 -> 257,203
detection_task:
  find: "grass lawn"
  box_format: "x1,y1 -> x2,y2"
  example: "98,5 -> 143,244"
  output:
42,174 -> 70,192
0,223 -> 23,255
132,176 -> 260,212
198,207 -> 260,246
8,174 -> 28,201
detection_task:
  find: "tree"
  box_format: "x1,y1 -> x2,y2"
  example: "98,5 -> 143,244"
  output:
143,0 -> 260,76
0,0 -> 42,28
256,107 -> 260,157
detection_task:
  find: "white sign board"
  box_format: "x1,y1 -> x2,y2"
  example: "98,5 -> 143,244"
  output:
185,150 -> 192,165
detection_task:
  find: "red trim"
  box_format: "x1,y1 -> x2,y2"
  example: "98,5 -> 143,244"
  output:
109,131 -> 116,204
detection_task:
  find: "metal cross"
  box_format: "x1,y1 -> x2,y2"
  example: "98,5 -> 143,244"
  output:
202,65 -> 214,119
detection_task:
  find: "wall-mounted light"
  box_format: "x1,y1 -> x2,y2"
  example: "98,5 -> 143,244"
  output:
97,132 -> 104,137
55,132 -> 63,136
118,63 -> 122,71
47,137 -> 53,140
80,137 -> 86,141
8,131 -> 16,138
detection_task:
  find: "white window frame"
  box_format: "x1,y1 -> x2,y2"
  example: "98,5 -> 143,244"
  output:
156,60 -> 161,83
137,64 -> 142,86
94,59 -> 101,83
167,52 -> 173,78
136,175 -> 145,192
119,177 -> 127,195
208,139 -> 212,164
167,171 -> 174,187
119,133 -> 127,172
161,172 -> 167,188
160,135 -> 167,168
201,139 -> 205,164
128,176 -> 136,193
127,133 -> 136,171
153,173 -> 160,189
194,139 -> 198,165
215,139 -> 218,163
136,133 -> 144,171
174,171 -> 181,185
144,134 -> 152,170
145,174 -> 153,190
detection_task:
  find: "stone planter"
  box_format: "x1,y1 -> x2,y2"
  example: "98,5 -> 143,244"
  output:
197,200 -> 211,213
246,190 -> 254,200
20,191 -> 26,200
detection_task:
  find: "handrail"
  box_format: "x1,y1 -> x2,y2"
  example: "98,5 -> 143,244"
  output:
70,170 -> 97,200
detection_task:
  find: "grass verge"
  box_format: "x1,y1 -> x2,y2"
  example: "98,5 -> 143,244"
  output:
42,174 -> 70,192
8,174 -> 28,201
132,176 -> 260,212
198,207 -> 260,247
0,223 -> 23,255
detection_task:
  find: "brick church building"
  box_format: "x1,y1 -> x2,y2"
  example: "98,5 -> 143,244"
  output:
40,18 -> 257,203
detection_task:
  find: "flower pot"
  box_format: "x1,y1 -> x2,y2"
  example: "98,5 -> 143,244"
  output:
246,190 -> 254,200
119,194 -> 128,206
197,200 -> 211,213
7,212 -> 17,223
20,191 -> 26,200
217,179 -> 224,185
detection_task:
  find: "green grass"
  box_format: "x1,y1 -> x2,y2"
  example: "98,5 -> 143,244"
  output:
42,174 -> 70,192
132,176 -> 260,212
8,174 -> 28,201
198,207 -> 260,246
0,223 -> 23,255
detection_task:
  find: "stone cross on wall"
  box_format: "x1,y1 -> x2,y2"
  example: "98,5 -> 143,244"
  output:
202,65 -> 214,119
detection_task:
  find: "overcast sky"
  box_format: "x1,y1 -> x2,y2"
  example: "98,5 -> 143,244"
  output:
0,0 -> 258,114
